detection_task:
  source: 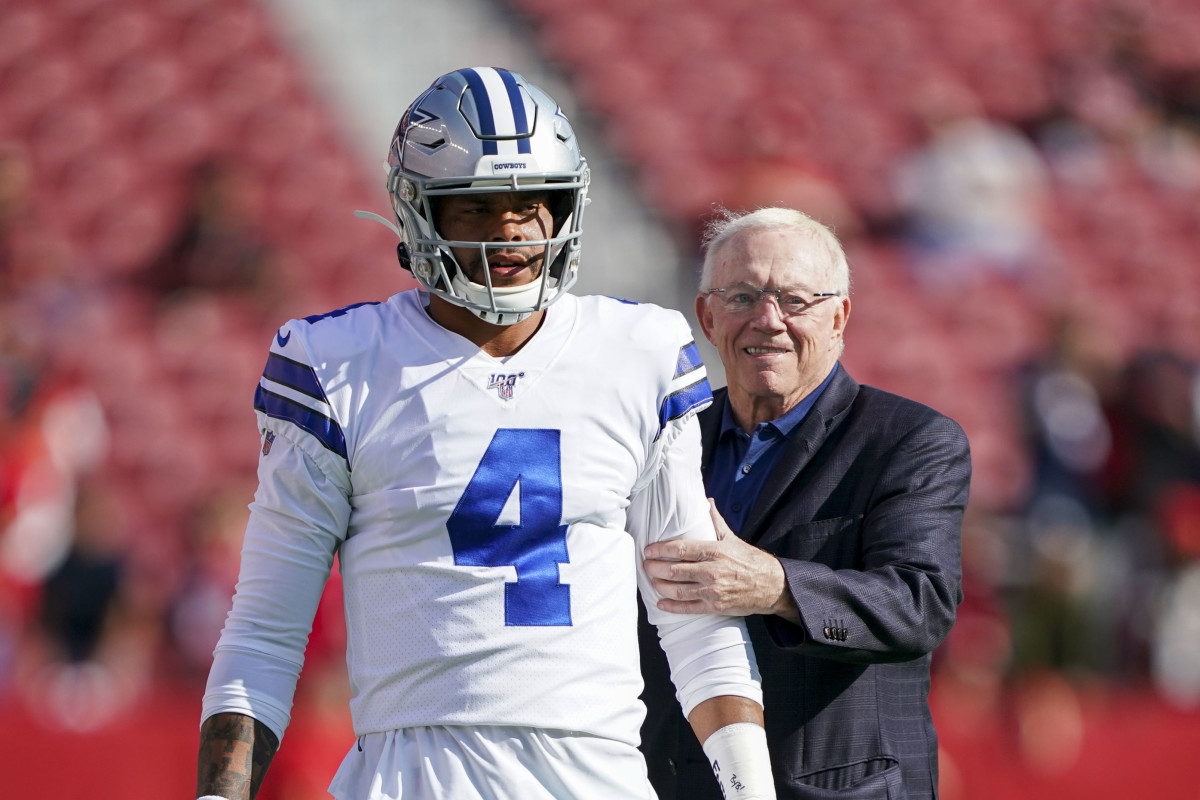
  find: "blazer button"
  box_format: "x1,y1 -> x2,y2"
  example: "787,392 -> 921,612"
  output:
823,626 -> 832,639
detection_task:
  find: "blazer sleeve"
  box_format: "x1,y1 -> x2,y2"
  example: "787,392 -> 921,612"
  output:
770,411 -> 971,663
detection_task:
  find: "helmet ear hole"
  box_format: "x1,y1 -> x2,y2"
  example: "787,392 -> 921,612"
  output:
397,242 -> 411,271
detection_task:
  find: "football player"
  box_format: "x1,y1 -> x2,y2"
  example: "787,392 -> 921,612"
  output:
195,67 -> 774,800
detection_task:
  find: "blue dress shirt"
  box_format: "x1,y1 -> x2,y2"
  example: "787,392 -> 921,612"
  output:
707,363 -> 839,535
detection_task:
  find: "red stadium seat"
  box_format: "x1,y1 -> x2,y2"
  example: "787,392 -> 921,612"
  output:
176,2 -> 269,74
558,47 -> 663,116
262,149 -> 356,233
0,52 -> 87,134
0,5 -> 63,75
638,156 -> 733,222
627,6 -> 732,72
728,12 -> 835,71
1146,3 -> 1200,70
689,0 -> 795,20
49,0 -> 119,21
27,98 -> 117,181
74,5 -> 171,73
81,183 -> 179,278
203,51 -> 296,128
237,96 -> 326,173
605,104 -> 697,167
534,8 -> 628,74
156,0 -> 231,20
50,147 -> 143,228
129,94 -> 227,170
102,49 -> 194,128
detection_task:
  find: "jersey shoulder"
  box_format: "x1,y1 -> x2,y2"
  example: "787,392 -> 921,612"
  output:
253,293 -> 415,461
271,295 -> 408,365
572,295 -> 711,429
574,294 -> 696,353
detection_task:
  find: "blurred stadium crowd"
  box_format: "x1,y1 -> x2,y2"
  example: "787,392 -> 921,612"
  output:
1,0 -> 1199,797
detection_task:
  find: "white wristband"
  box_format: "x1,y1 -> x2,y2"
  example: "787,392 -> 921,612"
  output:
701,722 -> 776,800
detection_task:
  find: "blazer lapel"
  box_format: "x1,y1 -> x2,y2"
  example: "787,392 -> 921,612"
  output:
739,367 -> 860,544
698,388 -> 727,476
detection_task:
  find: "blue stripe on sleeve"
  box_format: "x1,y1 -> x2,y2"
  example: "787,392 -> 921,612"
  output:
658,377 -> 713,429
674,341 -> 703,379
262,353 -> 327,402
254,386 -> 347,459
497,69 -> 532,154
302,301 -> 380,325
462,68 -> 498,156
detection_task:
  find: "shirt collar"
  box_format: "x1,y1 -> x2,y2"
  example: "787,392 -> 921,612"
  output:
719,362 -> 840,441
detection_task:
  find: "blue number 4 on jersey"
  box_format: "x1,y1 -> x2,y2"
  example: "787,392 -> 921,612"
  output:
447,429 -> 572,626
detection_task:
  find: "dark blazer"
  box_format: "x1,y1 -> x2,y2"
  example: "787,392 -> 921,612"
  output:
638,366 -> 971,800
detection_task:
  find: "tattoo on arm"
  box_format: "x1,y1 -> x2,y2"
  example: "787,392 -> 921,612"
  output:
196,712 -> 280,800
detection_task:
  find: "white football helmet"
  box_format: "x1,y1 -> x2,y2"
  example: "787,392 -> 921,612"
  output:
385,67 -> 590,325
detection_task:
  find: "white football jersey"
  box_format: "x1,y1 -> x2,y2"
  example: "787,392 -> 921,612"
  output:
203,289 -> 758,750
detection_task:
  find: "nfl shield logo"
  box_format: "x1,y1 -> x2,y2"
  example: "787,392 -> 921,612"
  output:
262,429 -> 276,456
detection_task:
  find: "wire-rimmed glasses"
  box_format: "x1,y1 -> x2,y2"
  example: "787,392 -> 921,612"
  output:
705,284 -> 840,317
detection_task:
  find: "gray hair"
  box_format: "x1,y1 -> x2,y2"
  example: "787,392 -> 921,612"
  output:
698,207 -> 852,295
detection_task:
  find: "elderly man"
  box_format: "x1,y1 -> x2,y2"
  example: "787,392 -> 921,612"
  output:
638,207 -> 971,800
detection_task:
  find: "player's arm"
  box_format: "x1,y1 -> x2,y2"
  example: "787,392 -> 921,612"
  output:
197,418 -> 351,800
651,597 -> 776,800
196,712 -> 279,800
689,696 -> 773,800
631,413 -> 776,799
687,693 -> 763,739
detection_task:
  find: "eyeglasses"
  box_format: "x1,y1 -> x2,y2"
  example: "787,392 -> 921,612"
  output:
706,284 -> 840,317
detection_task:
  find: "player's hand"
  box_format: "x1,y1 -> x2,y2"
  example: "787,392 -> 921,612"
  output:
643,500 -> 792,618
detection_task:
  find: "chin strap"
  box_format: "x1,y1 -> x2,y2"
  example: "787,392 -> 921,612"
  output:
355,209 -> 413,271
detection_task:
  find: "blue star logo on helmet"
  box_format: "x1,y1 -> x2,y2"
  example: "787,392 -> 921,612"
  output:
407,107 -> 439,127
391,107 -> 443,162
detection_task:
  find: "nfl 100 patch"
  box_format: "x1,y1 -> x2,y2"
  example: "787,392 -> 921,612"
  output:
487,372 -> 525,400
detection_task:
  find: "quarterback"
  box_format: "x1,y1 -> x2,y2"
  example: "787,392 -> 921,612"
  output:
195,68 -> 775,800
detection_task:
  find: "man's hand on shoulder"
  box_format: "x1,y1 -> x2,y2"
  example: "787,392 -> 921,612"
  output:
644,500 -> 798,622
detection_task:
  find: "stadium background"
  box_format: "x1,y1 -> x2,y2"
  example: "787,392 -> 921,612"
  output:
1,0 -> 1199,796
